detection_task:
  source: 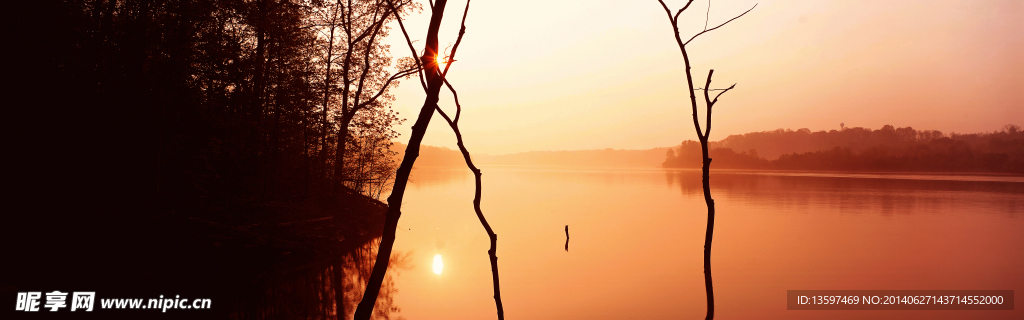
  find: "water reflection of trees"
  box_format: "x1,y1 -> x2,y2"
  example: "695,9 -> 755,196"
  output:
665,170 -> 1024,216
233,238 -> 407,320
339,239 -> 409,320
11,200 -> 408,320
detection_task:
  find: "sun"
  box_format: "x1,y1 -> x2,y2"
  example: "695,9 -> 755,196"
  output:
432,254 -> 444,275
435,55 -> 444,67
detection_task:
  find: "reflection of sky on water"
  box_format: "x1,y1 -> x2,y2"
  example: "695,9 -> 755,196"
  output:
405,166 -> 472,189
390,167 -> 1023,320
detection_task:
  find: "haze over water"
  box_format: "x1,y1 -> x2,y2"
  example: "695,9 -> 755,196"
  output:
389,166 -> 1023,319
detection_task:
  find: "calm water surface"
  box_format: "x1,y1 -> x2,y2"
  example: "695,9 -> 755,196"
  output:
386,167 -> 1023,319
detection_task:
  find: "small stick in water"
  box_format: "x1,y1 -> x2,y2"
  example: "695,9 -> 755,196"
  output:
564,225 -> 569,252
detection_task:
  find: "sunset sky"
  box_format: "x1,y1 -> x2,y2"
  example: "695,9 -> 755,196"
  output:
385,0 -> 1023,155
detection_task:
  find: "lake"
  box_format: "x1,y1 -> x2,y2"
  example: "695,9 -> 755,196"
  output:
384,166 -> 1023,319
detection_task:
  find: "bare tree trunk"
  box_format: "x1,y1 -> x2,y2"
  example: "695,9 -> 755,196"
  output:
333,0 -> 356,201
335,112 -> 354,198
683,43 -> 717,320
700,137 -> 715,320
352,1 -> 449,319
698,70 -> 733,320
436,77 -> 504,319
336,0 -> 387,202
656,2 -> 752,319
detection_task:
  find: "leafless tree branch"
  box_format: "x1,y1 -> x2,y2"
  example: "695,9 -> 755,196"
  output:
700,69 -> 733,137
704,0 -> 711,30
665,0 -> 695,23
353,6 -> 387,110
712,83 -> 735,104
436,78 -> 504,320
657,0 -> 692,55
684,3 -> 756,46
357,66 -> 421,110
443,79 -> 463,123
693,87 -> 732,91
441,0 -> 471,78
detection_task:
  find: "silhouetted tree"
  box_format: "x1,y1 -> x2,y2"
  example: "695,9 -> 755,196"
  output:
344,107 -> 403,199
435,43 -> 507,319
309,0 -> 419,203
657,0 -> 754,319
355,1 -> 505,319
353,0 -> 461,319
13,1 -> 416,319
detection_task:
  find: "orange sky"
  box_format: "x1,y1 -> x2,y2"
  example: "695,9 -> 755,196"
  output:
385,0 -> 1023,155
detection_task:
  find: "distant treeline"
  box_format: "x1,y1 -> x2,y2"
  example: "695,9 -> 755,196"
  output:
663,125 -> 1024,173
394,143 -> 670,168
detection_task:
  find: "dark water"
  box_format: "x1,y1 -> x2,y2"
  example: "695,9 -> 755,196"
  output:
387,167 -> 1023,319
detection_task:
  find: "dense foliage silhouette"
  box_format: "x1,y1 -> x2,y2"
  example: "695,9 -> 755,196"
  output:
8,1 -> 415,319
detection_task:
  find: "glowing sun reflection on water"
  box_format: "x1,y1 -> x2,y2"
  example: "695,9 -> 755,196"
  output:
432,254 -> 443,275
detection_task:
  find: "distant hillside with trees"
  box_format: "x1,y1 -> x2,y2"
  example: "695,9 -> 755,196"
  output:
664,125 -> 1023,173
393,143 -> 670,168
477,148 -> 670,167
398,125 -> 1023,173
